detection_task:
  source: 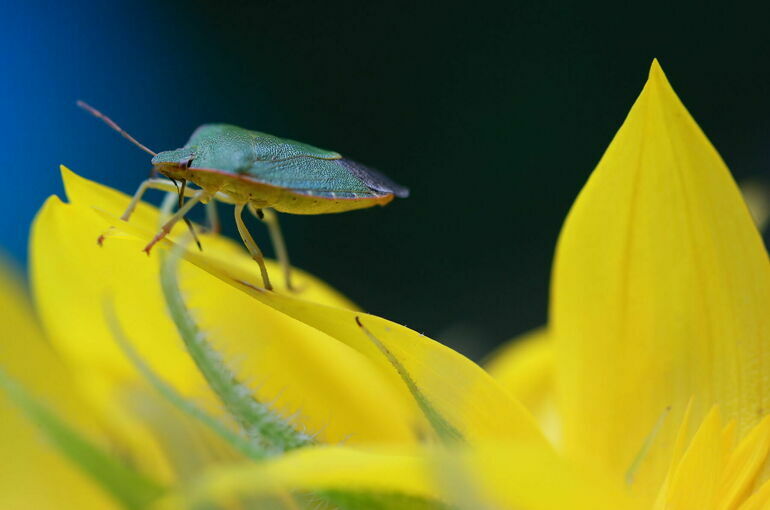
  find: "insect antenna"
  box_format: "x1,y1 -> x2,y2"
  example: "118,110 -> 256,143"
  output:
76,100 -> 158,157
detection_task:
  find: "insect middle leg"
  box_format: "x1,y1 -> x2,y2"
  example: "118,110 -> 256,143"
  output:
234,203 -> 273,291
249,205 -> 294,291
205,201 -> 221,234
142,189 -> 210,255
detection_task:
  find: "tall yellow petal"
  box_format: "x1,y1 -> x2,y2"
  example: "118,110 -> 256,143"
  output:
31,168 -> 416,454
551,60 -> 770,498
0,258 -> 120,509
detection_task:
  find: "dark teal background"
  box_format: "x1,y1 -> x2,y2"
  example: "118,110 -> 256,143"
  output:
2,1 -> 769,358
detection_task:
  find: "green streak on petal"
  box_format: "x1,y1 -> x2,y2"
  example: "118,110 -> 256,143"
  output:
625,406 -> 671,486
103,301 -> 269,461
0,368 -> 164,510
355,317 -> 464,444
321,491 -> 451,510
159,248 -> 312,454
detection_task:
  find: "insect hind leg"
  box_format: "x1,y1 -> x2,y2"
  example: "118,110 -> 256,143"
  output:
234,203 -> 273,290
250,205 -> 294,292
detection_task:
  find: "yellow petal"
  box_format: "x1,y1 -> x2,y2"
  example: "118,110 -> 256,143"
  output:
484,328 -> 559,443
739,480 -> 770,510
658,408 -> 724,510
62,167 -> 546,444
484,327 -> 551,405
439,442 -> 640,510
60,165 -> 357,305
0,257 -> 120,509
652,407 -> 770,510
174,247 -> 544,443
181,446 -> 437,508
551,60 -> 770,498
718,414 -> 770,510
32,169 -> 416,453
182,442 -> 636,510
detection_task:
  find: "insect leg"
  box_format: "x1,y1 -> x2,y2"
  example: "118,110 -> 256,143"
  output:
142,189 -> 209,255
120,178 -> 191,222
98,178 -> 199,246
251,206 -> 294,292
158,190 -> 178,220
205,201 -> 221,234
234,203 -> 273,291
177,179 -> 203,251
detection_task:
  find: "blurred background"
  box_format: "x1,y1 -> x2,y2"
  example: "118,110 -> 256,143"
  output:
2,1 -> 769,360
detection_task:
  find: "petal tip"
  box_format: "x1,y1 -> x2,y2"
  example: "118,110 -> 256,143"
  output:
647,58 -> 666,83
646,59 -> 674,96
59,164 -> 74,180
59,165 -> 77,190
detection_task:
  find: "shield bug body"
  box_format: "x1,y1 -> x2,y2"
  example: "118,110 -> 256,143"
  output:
78,102 -> 408,291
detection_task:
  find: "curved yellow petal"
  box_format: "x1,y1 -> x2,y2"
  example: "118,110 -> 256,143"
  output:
181,446 -> 437,508
0,258 -> 120,509
484,328 -> 559,443
32,169 -> 416,453
182,253 -> 545,443
181,442 -> 636,510
551,60 -> 770,498
62,168 -> 546,445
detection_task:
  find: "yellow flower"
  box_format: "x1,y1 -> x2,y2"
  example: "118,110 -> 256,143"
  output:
2,58 -> 768,510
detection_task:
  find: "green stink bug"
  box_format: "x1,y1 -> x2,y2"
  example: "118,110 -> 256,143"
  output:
78,101 -> 408,291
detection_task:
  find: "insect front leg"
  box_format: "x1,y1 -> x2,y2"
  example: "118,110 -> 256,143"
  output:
142,189 -> 209,255
250,205 -> 294,292
234,203 -> 273,291
97,178 -> 200,246
121,178 -> 198,222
